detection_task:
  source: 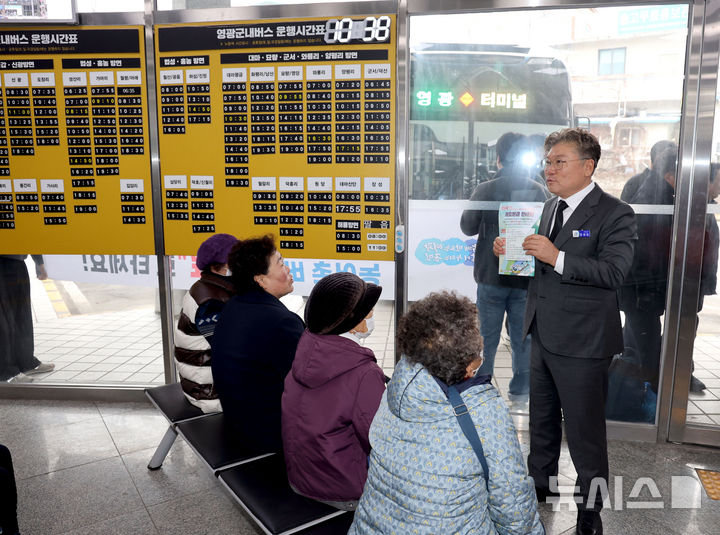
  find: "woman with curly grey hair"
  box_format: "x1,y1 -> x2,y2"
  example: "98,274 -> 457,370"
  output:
350,291 -> 544,535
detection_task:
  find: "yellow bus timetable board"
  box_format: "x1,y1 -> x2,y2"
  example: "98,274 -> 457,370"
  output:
0,26 -> 153,254
155,15 -> 396,259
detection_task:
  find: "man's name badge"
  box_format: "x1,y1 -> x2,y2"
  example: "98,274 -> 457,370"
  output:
572,230 -> 591,238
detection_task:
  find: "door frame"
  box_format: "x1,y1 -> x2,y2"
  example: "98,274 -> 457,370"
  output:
662,0 -> 720,446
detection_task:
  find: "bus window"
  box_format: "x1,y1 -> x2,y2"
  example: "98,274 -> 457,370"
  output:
409,44 -> 572,200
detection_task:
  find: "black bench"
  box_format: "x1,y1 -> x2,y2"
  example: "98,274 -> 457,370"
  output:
145,383 -> 214,470
219,454 -> 349,535
175,412 -> 273,473
145,384 -> 352,534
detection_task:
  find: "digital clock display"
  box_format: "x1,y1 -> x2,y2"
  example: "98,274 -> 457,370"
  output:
324,16 -> 392,44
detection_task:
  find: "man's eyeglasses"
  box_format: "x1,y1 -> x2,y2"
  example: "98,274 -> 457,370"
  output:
541,157 -> 589,170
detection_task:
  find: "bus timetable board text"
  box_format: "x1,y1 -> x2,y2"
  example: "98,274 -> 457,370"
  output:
155,16 -> 396,260
0,26 -> 154,254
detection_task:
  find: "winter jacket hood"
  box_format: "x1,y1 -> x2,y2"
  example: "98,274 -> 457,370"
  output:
386,357 -> 497,424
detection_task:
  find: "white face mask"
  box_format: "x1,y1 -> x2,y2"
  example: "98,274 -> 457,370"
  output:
225,268 -> 232,277
353,316 -> 375,340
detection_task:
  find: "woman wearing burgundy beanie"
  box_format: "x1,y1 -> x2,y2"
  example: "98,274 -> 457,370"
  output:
173,233 -> 237,413
282,272 -> 386,511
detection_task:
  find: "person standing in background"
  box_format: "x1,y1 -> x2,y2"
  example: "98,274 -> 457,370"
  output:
691,162 -> 720,392
460,132 -> 549,408
620,149 -> 716,394
0,255 -> 55,383
619,146 -> 676,393
620,140 -> 677,204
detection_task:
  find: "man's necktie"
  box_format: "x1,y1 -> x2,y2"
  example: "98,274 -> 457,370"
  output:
548,200 -> 568,242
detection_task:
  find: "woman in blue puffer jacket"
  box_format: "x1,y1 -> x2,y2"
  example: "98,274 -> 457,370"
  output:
350,291 -> 544,535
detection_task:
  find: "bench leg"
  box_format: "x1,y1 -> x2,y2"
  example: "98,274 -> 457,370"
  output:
147,426 -> 178,470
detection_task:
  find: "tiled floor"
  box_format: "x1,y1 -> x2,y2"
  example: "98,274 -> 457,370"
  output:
1,397 -> 719,535
32,309 -> 165,384
687,336 -> 720,426
27,286 -> 397,384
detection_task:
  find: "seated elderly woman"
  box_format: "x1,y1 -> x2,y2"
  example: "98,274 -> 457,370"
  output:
282,272 -> 386,511
350,291 -> 544,535
174,233 -> 237,413
212,235 -> 304,454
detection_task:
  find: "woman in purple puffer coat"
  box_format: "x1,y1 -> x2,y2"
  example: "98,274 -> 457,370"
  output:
282,272 -> 386,511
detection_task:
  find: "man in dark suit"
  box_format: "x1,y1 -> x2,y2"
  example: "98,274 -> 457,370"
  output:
494,128 -> 636,535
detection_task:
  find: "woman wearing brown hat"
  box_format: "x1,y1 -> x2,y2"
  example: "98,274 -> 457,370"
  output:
281,272 -> 386,511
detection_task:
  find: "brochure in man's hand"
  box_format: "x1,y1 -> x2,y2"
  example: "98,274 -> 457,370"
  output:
498,202 -> 544,276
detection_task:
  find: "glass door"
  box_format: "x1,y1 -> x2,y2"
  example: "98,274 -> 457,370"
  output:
405,3 -> 689,423
664,0 -> 720,446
